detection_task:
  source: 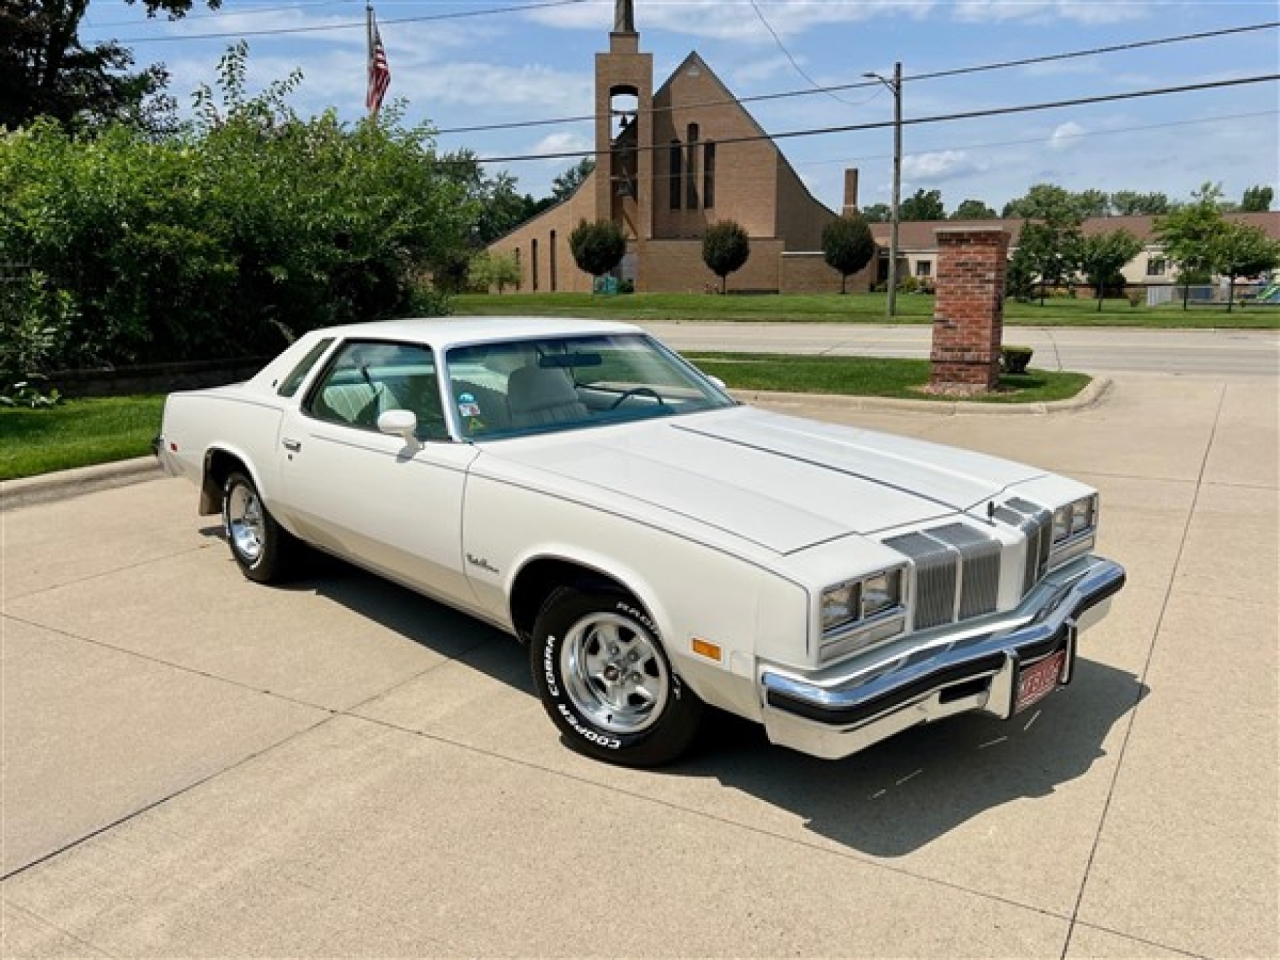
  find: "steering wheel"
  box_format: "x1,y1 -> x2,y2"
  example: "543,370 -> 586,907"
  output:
609,386 -> 667,410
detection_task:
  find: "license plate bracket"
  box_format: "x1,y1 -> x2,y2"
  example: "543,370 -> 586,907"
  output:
1014,649 -> 1067,714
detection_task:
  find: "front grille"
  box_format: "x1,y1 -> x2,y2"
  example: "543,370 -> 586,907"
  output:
1001,497 -> 1053,596
883,522 -> 1001,630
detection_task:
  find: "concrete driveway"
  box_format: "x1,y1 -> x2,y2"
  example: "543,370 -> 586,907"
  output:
2,374 -> 1276,958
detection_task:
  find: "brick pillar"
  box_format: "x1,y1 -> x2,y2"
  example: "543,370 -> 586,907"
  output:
930,226 -> 1009,393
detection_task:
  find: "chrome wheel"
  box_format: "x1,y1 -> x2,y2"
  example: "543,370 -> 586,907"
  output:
226,481 -> 265,563
560,611 -> 670,735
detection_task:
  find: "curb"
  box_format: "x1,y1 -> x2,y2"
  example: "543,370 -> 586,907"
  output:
1,378 -> 1112,510
0,457 -> 164,513
733,376 -> 1113,417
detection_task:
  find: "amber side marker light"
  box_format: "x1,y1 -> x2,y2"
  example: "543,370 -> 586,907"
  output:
691,638 -> 722,662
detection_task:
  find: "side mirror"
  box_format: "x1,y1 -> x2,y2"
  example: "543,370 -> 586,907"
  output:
377,409 -> 421,450
707,375 -> 728,391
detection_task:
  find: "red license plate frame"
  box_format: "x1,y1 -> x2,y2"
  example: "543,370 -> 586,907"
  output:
1015,649 -> 1067,714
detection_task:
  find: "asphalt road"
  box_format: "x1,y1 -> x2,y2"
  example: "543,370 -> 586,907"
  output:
642,322 -> 1280,378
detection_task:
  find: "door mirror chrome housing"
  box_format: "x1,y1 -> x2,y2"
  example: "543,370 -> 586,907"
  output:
377,409 -> 421,450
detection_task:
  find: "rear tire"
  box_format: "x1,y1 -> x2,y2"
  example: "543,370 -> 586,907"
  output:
222,471 -> 295,583
531,586 -> 702,766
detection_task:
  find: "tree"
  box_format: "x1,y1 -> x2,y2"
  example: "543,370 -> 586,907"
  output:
1156,183 -> 1228,310
0,44 -> 475,367
469,251 -> 522,294
821,214 -> 876,294
568,219 -> 625,282
701,221 -> 750,293
1110,191 -> 1170,216
1009,186 -> 1085,305
0,0 -> 218,134
900,188 -> 945,221
1002,183 -> 1086,221
1210,222 -> 1280,312
550,158 -> 596,203
952,199 -> 997,220
1075,189 -> 1111,219
1078,230 -> 1142,311
1241,185 -> 1274,213
861,203 -> 892,223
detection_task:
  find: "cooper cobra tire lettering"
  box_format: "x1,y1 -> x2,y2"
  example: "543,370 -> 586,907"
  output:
530,586 -> 704,767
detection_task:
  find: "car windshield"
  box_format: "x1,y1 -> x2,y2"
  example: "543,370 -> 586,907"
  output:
444,333 -> 735,440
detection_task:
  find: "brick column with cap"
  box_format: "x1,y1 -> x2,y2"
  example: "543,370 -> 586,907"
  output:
929,226 -> 1009,392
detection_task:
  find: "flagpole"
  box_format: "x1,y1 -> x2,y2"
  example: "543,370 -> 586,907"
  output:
366,2 -> 374,119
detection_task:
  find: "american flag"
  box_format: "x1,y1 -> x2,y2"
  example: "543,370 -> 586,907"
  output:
366,16 -> 391,115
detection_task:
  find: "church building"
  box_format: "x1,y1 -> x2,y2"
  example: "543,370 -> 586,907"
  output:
487,0 -> 863,294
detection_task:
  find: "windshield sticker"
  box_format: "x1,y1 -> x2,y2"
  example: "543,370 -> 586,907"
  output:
458,401 -> 481,417
458,392 -> 476,404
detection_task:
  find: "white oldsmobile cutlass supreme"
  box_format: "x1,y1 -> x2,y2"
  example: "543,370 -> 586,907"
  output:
156,318 -> 1125,766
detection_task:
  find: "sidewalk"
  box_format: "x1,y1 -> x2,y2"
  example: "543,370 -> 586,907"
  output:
2,375 -> 1276,958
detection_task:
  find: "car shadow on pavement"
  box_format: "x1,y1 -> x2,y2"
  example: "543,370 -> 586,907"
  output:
677,657 -> 1147,856
235,543 -> 1147,858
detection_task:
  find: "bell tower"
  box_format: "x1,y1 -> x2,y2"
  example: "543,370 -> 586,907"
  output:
594,0 -> 653,248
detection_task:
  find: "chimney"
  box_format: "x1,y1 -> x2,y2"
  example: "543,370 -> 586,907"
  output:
842,168 -> 859,216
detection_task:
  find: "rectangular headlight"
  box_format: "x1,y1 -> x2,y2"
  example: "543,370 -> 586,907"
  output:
1071,495 -> 1096,535
861,569 -> 903,618
1052,505 -> 1073,543
821,581 -> 860,633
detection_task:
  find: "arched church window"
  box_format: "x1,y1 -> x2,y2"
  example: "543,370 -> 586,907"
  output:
669,140 -> 682,210
703,141 -> 716,209
686,123 -> 700,209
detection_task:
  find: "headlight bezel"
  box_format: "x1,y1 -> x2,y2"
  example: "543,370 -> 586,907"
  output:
1049,493 -> 1099,566
819,566 -> 908,663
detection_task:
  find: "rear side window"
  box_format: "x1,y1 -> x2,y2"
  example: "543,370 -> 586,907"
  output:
277,338 -> 335,397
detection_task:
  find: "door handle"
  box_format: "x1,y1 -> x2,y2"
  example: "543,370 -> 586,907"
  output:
282,438 -> 302,452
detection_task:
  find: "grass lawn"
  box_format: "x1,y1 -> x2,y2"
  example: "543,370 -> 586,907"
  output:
687,353 -> 1090,404
452,291 -> 1280,329
0,395 -> 164,481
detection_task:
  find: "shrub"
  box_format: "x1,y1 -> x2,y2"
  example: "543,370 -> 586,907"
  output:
1001,346 -> 1034,374
569,220 -> 626,281
702,221 -> 751,293
821,214 -> 875,294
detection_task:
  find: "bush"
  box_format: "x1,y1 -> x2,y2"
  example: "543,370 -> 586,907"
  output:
569,220 -> 626,280
0,269 -> 74,404
1001,346 -> 1034,374
0,45 -> 476,369
702,221 -> 751,293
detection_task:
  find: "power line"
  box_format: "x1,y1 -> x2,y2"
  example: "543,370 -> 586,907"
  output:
108,0 -> 591,43
447,74 -> 1279,165
431,20 -> 1278,137
796,109 -> 1280,171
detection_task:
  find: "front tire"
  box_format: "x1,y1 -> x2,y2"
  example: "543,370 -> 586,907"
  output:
531,586 -> 702,766
222,470 -> 295,583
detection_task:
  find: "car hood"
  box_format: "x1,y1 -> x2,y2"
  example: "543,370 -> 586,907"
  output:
483,406 -> 1045,554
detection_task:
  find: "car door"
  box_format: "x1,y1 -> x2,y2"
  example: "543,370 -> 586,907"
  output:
277,339 -> 481,605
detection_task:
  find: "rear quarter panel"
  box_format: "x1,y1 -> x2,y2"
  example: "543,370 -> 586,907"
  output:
161,388 -> 286,514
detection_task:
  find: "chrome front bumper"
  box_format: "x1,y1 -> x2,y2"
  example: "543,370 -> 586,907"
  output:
759,556 -> 1126,760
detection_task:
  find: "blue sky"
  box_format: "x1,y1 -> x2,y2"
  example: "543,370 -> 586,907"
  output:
82,0 -> 1279,215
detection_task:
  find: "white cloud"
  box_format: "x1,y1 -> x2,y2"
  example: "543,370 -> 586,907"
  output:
902,149 -> 987,183
952,0 -> 1147,25
1049,121 -> 1086,150
529,0 -> 935,42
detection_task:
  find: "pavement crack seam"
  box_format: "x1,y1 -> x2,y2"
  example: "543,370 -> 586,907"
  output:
1057,381 -> 1228,960
0,612 -> 340,717
0,714 -> 340,883
1,543 -> 216,604
0,898 -> 120,959
338,709 -> 1072,926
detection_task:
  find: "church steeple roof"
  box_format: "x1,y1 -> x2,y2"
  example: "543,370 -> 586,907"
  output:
614,0 -> 635,34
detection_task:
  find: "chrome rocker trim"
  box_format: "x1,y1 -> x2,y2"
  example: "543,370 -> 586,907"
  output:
759,556 -> 1126,760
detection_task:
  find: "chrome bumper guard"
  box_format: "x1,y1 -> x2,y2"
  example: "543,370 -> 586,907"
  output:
760,557 -> 1126,760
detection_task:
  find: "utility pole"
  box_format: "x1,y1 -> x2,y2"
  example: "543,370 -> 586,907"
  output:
864,62 -> 902,318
